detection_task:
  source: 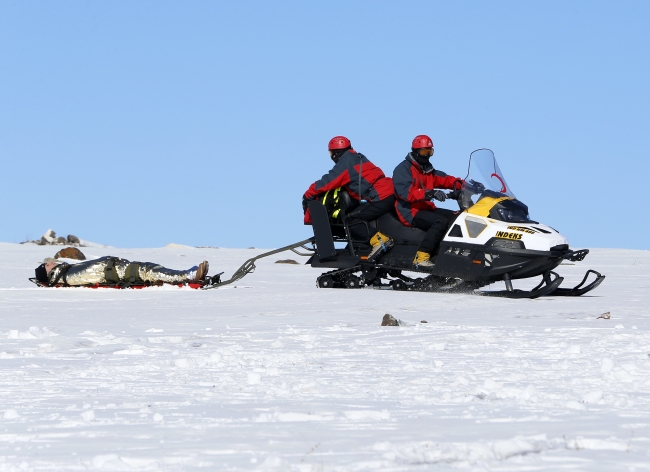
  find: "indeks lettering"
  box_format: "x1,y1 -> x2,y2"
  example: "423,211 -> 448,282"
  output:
495,231 -> 523,240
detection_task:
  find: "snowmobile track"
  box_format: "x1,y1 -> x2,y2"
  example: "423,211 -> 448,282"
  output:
314,266 -> 603,299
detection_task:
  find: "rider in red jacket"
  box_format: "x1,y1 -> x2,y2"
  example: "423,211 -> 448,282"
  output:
392,135 -> 463,269
303,136 -> 395,261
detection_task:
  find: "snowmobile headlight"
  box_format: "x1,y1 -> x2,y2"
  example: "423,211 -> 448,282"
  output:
496,208 -> 531,223
465,216 -> 487,238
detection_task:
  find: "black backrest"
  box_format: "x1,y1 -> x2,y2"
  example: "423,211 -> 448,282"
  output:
338,190 -> 359,214
308,201 -> 337,260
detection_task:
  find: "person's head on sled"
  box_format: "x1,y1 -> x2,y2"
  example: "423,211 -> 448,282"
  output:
391,134 -> 464,270
302,135 -> 396,263
34,257 -> 210,287
34,259 -> 60,283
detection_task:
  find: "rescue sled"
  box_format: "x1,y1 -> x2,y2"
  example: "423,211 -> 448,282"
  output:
28,273 -> 223,290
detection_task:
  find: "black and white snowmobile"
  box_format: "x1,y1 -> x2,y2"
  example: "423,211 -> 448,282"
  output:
303,149 -> 604,298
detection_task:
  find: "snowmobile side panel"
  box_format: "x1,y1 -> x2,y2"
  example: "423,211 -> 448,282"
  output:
376,244 -> 419,267
429,249 -> 490,281
308,201 -> 337,260
448,212 -> 568,252
487,262 -> 528,275
308,253 -> 361,268
431,241 -> 567,282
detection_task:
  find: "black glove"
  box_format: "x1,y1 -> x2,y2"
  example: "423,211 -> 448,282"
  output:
302,196 -> 308,213
446,189 -> 461,200
424,189 -> 446,202
468,179 -> 485,193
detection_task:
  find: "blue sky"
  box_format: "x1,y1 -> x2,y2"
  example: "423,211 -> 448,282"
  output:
1,1 -> 648,249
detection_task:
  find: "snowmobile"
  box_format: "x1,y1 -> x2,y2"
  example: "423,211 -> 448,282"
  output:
301,148 -> 604,298
204,149 -> 603,298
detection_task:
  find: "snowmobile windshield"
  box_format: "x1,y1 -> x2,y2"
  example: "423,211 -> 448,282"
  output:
458,149 -> 535,223
463,149 -> 515,202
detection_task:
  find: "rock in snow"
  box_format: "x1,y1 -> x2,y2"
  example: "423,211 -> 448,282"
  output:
54,247 -> 86,260
0,243 -> 649,470
22,229 -> 85,246
381,313 -> 400,326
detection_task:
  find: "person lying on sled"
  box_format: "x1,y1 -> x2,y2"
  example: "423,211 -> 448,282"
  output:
34,256 -> 209,287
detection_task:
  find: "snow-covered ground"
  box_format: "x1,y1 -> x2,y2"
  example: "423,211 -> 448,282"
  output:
0,242 -> 649,471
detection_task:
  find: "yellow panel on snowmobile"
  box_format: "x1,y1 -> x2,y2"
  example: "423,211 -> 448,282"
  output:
466,196 -> 513,217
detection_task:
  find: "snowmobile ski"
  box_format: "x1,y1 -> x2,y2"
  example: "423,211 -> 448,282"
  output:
476,270 -> 563,299
545,269 -> 605,297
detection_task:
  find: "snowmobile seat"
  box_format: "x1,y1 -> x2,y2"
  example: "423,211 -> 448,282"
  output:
311,189 -> 431,260
315,189 -> 427,250
331,189 -> 426,246
372,211 -> 427,245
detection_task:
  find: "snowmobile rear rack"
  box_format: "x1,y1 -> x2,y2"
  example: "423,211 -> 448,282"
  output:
201,238 -> 315,290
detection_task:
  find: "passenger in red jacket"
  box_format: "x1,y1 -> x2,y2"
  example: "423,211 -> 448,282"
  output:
392,135 -> 463,269
303,136 -> 395,261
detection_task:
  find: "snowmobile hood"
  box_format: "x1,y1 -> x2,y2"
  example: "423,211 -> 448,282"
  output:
466,196 -> 513,217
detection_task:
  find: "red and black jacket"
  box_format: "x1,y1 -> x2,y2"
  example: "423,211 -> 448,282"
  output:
392,153 -> 462,225
303,150 -> 394,224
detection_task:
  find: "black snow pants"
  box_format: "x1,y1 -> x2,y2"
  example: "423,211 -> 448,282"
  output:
347,196 -> 396,242
412,208 -> 459,254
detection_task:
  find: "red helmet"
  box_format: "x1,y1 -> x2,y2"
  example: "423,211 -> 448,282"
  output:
411,134 -> 434,149
328,136 -> 351,151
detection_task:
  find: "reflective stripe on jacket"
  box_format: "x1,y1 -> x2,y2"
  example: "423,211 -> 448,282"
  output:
393,153 -> 462,226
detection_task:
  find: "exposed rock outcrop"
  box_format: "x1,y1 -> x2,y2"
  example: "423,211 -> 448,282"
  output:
22,229 -> 84,247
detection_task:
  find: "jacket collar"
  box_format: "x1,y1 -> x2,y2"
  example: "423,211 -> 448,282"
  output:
406,152 -> 434,174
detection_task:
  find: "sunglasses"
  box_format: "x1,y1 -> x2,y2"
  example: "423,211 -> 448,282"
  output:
417,148 -> 434,157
